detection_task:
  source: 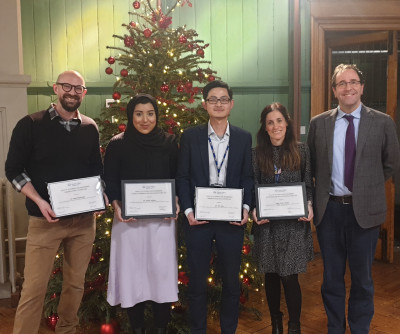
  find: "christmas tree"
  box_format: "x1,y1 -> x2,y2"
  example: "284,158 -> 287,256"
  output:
43,1 -> 262,332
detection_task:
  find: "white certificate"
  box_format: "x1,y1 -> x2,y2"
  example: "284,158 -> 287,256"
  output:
122,179 -> 176,219
195,187 -> 243,221
47,176 -> 105,217
255,182 -> 308,220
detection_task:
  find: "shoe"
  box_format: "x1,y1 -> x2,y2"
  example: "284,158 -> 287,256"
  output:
288,321 -> 301,334
271,312 -> 283,334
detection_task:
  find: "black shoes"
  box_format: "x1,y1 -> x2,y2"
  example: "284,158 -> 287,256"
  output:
287,321 -> 301,334
271,312 -> 283,334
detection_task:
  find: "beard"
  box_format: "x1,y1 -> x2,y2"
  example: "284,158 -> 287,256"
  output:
60,94 -> 81,112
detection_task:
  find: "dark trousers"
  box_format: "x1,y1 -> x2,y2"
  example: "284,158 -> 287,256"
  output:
317,200 -> 379,334
184,220 -> 244,334
125,301 -> 172,328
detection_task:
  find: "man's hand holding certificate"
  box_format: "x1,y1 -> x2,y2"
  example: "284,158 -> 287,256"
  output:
195,187 -> 243,222
47,176 -> 105,217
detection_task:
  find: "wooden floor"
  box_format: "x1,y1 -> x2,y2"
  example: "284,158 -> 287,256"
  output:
1,255 -> 399,334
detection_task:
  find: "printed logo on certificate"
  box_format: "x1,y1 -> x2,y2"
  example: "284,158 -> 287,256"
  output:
195,187 -> 243,222
121,179 -> 176,219
47,176 -> 105,217
255,182 -> 308,220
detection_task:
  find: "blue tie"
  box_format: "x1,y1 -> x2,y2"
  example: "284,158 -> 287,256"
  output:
343,115 -> 356,192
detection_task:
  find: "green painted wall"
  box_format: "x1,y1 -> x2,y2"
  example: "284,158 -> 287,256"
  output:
21,0 -> 311,142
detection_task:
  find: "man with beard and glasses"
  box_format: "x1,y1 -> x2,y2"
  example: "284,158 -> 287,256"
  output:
5,70 -> 106,334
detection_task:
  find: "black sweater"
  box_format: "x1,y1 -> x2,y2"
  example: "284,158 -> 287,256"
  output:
5,108 -> 103,217
104,128 -> 178,203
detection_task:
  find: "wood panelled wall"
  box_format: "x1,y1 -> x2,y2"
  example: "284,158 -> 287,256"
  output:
21,0 -> 311,140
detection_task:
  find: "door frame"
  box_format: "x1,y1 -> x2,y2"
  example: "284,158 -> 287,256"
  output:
310,0 -> 400,262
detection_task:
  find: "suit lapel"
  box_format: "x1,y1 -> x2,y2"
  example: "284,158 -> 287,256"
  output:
226,125 -> 237,186
325,109 -> 337,174
355,105 -> 373,168
198,125 -> 210,181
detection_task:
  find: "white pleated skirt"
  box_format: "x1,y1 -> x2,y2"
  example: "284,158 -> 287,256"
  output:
107,215 -> 178,308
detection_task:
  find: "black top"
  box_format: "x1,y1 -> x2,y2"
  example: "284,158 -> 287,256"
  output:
104,124 -> 178,202
5,107 -> 103,217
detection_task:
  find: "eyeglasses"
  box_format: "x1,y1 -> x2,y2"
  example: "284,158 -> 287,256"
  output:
206,97 -> 231,104
56,82 -> 87,94
335,80 -> 361,89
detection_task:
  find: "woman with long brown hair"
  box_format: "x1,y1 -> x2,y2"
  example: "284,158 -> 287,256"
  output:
252,102 -> 313,334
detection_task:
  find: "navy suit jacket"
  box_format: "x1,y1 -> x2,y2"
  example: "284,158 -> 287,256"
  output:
176,123 -> 254,214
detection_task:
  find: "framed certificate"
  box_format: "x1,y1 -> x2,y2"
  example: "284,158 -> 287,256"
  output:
121,179 -> 176,219
195,187 -> 243,222
255,182 -> 308,220
47,176 -> 105,217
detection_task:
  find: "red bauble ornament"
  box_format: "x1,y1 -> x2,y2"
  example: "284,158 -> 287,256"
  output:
50,292 -> 57,299
120,69 -> 128,77
112,92 -> 121,100
177,85 -> 184,93
196,49 -> 205,57
240,294 -> 247,304
132,1 -> 140,9
158,15 -> 172,29
160,84 -> 169,93
242,277 -> 250,285
208,75 -> 215,82
242,244 -> 251,255
187,43 -> 194,50
52,267 -> 61,275
124,36 -> 135,47
143,28 -> 152,38
118,123 -> 126,132
178,271 -> 189,285
105,67 -> 113,75
129,21 -> 136,28
46,313 -> 59,331
107,56 -> 115,64
152,39 -> 162,48
184,81 -> 193,90
100,323 -> 115,334
179,35 -> 187,44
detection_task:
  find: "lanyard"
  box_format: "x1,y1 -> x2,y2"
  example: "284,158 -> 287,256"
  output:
274,164 -> 281,183
208,136 -> 229,179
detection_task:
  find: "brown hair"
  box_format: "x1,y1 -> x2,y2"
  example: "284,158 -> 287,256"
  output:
255,102 -> 300,176
331,63 -> 365,87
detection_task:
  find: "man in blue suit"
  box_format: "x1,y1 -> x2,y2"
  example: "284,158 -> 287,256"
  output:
176,80 -> 253,333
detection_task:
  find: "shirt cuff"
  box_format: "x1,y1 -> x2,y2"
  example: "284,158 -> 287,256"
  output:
243,204 -> 250,213
184,208 -> 193,217
12,172 -> 31,192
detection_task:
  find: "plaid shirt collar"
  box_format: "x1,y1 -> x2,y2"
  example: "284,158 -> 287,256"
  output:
49,104 -> 82,132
